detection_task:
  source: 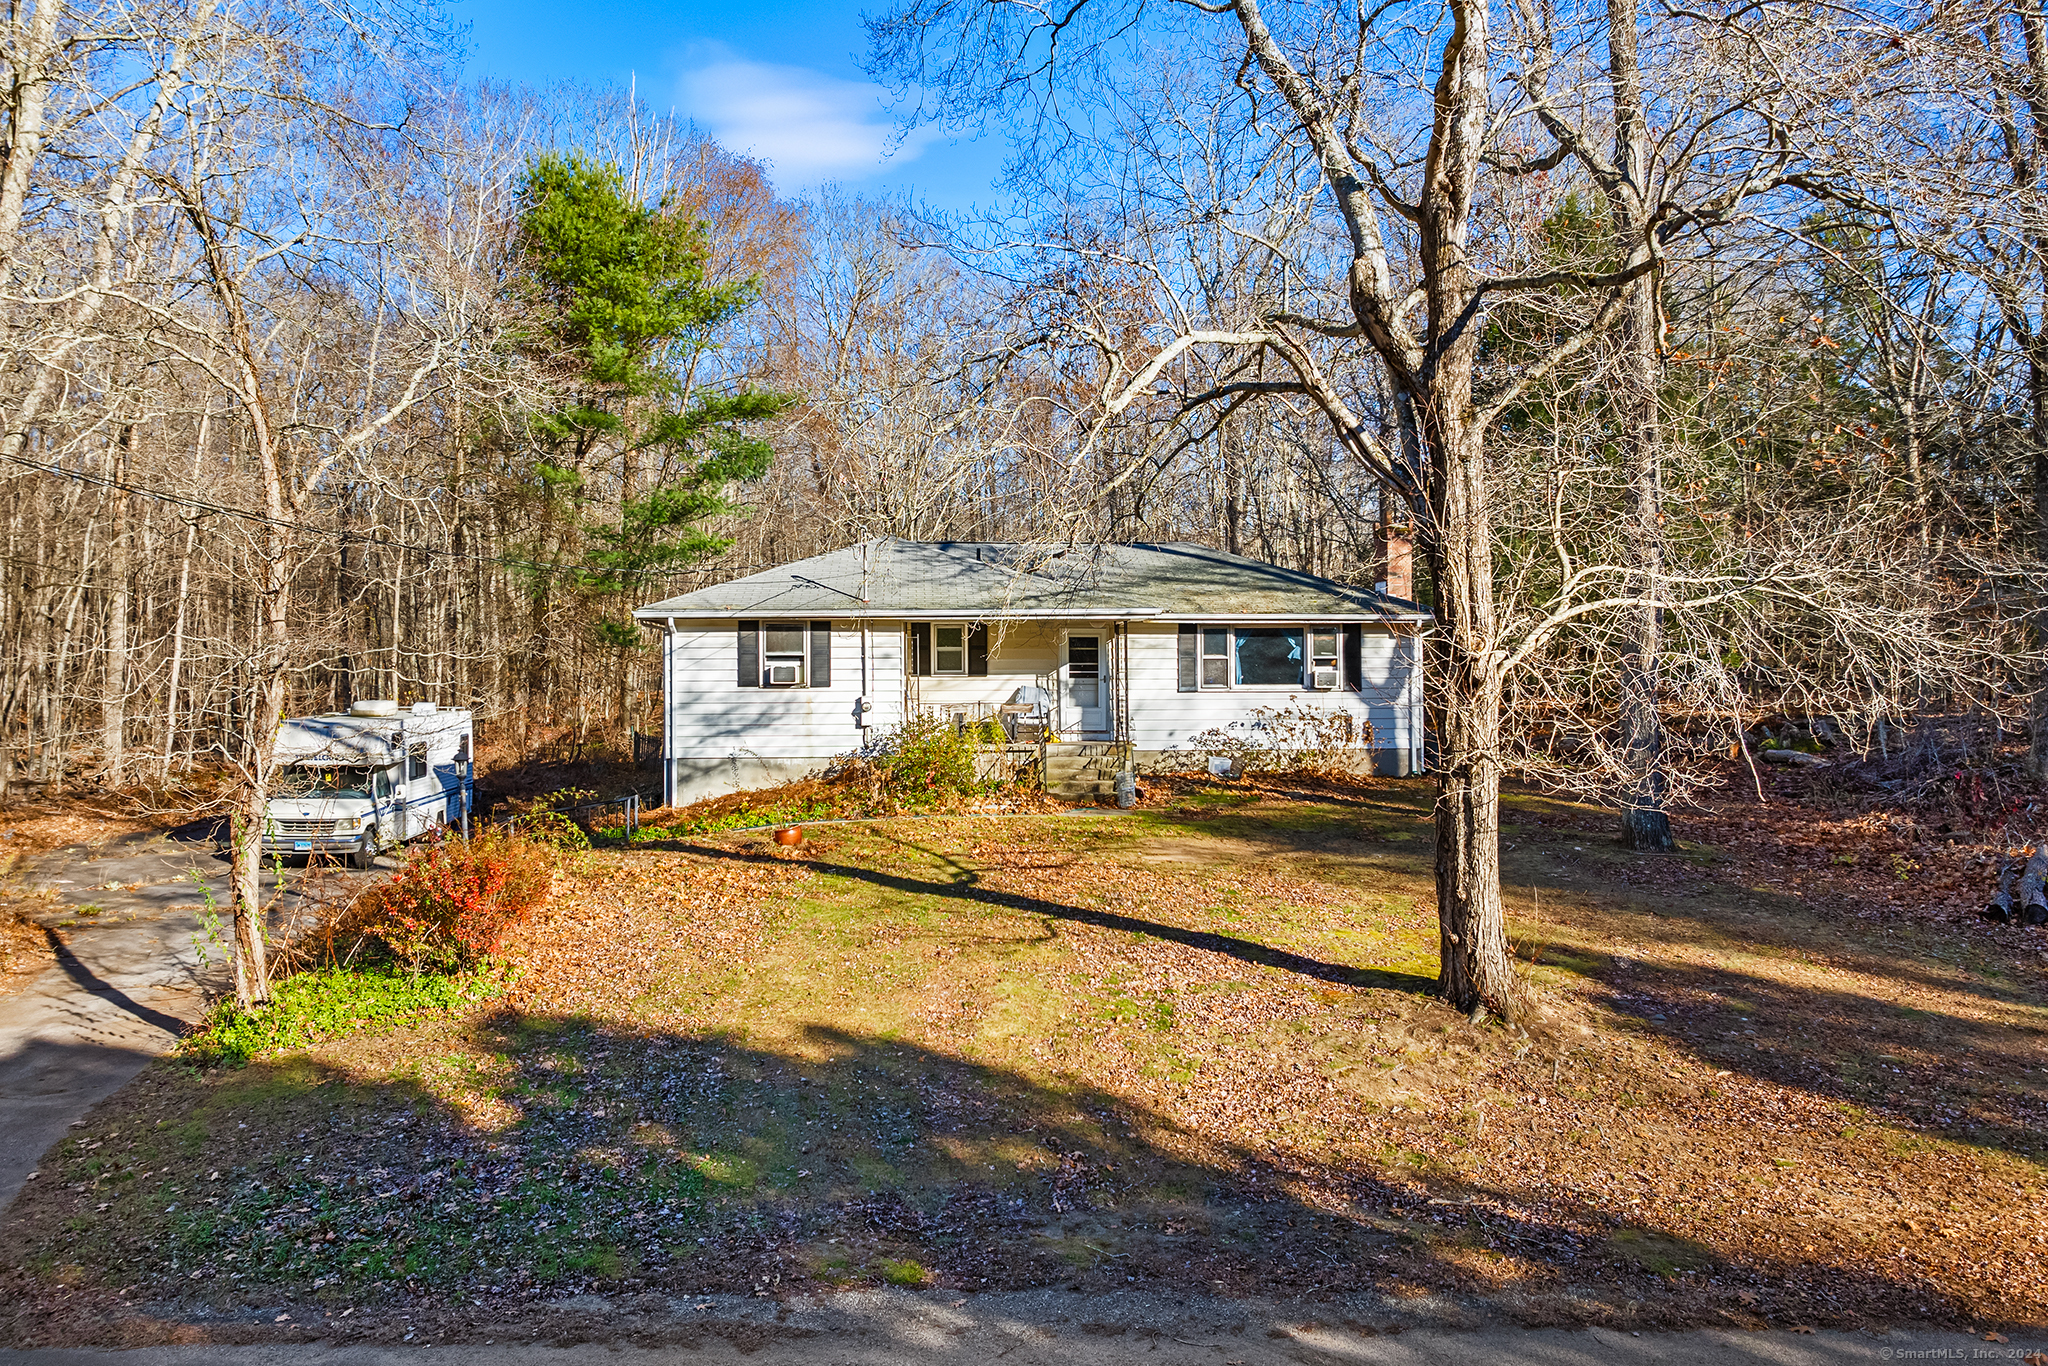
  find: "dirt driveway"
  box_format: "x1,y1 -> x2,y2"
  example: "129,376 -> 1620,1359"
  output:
0,828 -> 381,1211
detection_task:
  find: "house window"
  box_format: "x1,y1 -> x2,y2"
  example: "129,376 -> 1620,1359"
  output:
1235,627 -> 1304,686
1201,629 -> 1230,687
740,620 -> 832,688
1309,630 -> 1341,689
932,624 -> 967,674
763,623 -> 806,686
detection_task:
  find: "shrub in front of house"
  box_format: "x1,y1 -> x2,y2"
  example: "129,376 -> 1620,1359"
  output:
867,712 -> 985,807
352,829 -> 559,972
1185,704 -> 1376,780
503,786 -> 598,849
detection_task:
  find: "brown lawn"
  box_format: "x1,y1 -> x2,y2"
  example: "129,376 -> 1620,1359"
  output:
2,767 -> 2043,1347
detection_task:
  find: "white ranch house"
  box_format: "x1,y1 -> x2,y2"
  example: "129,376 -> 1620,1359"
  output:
634,539 -> 1431,804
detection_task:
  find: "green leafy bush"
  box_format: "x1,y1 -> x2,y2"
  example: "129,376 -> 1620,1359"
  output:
180,963 -> 515,1068
866,713 -> 984,807
352,830 -> 558,972
634,716 -> 1009,837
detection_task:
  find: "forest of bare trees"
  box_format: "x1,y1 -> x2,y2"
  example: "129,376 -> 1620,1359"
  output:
2,0 -> 2042,1011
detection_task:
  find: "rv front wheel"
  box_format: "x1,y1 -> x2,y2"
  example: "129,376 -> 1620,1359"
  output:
349,835 -> 375,870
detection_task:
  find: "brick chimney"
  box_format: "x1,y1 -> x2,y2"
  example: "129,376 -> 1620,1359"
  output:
1377,513 -> 1414,602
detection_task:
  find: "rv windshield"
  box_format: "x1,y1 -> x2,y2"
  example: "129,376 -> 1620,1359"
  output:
276,765 -> 377,800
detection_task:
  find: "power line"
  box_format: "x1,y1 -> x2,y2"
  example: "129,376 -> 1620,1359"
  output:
0,450 -> 774,583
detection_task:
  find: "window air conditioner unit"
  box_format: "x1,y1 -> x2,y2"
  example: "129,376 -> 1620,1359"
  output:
1312,668 -> 1341,690
765,662 -> 801,686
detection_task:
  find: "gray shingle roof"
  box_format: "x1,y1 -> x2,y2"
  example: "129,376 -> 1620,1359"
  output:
633,540 -> 1428,622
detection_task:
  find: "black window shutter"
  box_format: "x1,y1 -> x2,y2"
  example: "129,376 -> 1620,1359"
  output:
1342,624 -> 1363,690
911,623 -> 931,676
738,621 -> 760,687
809,621 -> 831,688
1177,624 -> 1197,692
967,624 -> 989,676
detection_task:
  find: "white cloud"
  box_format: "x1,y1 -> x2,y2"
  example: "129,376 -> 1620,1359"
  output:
678,58 -> 929,189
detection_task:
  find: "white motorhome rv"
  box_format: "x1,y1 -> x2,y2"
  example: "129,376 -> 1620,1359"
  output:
263,701 -> 475,867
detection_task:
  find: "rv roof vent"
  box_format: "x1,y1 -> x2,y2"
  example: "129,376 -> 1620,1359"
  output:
411,701 -> 437,715
349,699 -> 400,718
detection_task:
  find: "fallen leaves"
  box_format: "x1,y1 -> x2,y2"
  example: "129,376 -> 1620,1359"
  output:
2,778 -> 2045,1345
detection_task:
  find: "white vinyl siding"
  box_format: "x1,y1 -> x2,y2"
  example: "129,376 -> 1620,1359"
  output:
1125,621 -> 1420,755
664,619 -> 902,761
662,617 -> 1422,772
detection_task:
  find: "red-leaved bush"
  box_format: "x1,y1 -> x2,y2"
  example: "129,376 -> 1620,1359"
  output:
356,830 -> 557,971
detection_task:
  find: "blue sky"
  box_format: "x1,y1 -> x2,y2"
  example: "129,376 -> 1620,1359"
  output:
450,0 -> 1006,209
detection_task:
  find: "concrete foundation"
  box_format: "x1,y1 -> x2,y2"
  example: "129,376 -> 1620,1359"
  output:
666,756 -> 826,806
1130,746 -> 1420,779
666,744 -> 1421,808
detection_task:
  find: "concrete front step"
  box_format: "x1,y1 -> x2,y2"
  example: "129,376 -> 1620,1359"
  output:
1046,780 -> 1115,798
1043,747 -> 1126,799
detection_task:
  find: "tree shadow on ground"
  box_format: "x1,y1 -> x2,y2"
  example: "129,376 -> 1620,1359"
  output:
658,813 -> 2044,1165
36,925 -> 188,1035
1473,841 -> 2048,1166
657,836 -> 1439,997
1534,935 -> 2048,1167
0,1011 -> 2009,1347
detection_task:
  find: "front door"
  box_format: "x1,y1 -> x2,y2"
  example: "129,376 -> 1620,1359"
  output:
1062,633 -> 1108,736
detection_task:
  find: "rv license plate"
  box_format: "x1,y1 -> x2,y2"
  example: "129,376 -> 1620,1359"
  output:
293,841 -> 311,851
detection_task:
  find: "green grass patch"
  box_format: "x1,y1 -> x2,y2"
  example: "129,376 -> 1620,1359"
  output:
180,964 -> 518,1068
640,796 -> 841,839
880,1257 -> 928,1286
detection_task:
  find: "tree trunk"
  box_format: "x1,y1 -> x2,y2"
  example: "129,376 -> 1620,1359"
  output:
161,518 -> 196,781
388,505 -> 404,701
101,427 -> 133,786
1421,406 -> 1518,1018
204,270 -> 288,1012
0,0 -> 63,258
1604,0 -> 1675,852
2030,351 -> 2048,784
161,416 -> 208,781
47,514 -> 97,792
1410,0 -> 1518,1020
227,557 -> 282,1010
2011,2 -> 2048,785
1616,273 -> 1673,850
1221,415 -> 1243,556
